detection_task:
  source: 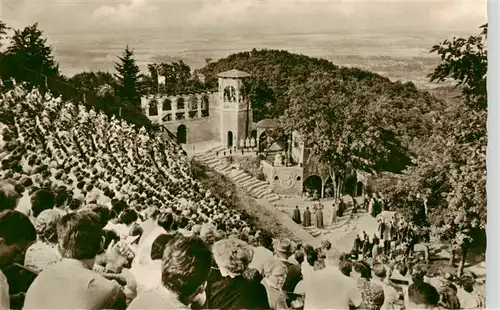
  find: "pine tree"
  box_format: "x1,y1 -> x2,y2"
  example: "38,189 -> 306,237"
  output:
114,45 -> 140,106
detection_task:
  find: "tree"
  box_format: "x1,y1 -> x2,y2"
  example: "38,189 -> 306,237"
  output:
284,72 -> 406,200
388,24 -> 487,277
68,71 -> 117,93
114,45 -> 141,106
1,23 -> 59,90
0,20 -> 8,48
428,23 -> 487,111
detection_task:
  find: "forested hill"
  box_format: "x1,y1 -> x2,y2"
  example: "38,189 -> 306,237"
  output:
201,49 -> 442,119
199,49 -> 446,166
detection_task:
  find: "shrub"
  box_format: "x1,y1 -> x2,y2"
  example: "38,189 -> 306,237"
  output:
256,171 -> 266,181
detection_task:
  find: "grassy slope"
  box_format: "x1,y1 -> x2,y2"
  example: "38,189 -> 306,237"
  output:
190,159 -> 296,239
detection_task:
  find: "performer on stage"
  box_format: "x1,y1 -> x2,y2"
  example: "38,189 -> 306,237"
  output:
292,206 -> 301,224
315,204 -> 324,229
303,207 -> 311,227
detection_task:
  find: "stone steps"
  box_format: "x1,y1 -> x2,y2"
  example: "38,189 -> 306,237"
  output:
195,148 -> 282,205
241,178 -> 259,188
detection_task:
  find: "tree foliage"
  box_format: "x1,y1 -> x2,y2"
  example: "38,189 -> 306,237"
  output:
428,24 -> 487,111
0,20 -> 7,48
200,49 -> 443,158
283,72 -> 409,194
1,23 -> 59,90
144,61 -> 204,95
386,24 -> 487,275
68,71 -> 117,94
114,45 -> 141,106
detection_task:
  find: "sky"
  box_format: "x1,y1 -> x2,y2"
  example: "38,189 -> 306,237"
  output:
1,0 -> 487,36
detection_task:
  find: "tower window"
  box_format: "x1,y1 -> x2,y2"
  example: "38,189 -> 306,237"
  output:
189,96 -> 198,110
149,99 -> 158,116
162,98 -> 172,111
177,98 -> 185,110
223,86 -> 236,102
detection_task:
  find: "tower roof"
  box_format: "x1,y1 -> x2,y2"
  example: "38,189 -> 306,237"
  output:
217,69 -> 251,78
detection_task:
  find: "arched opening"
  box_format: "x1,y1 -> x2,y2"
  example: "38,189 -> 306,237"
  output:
303,175 -> 322,198
148,99 -> 158,116
162,98 -> 172,111
344,175 -> 358,197
189,96 -> 198,110
324,177 -> 335,198
223,86 -> 236,102
258,131 -> 269,153
227,131 -> 233,149
177,98 -> 185,110
201,95 -> 209,117
177,125 -> 187,144
356,181 -> 364,197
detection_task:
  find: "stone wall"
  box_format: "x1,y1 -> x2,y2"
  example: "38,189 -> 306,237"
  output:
262,161 -> 303,195
163,117 -> 218,144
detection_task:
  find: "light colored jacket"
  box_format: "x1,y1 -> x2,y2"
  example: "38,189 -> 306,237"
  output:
24,258 -> 124,309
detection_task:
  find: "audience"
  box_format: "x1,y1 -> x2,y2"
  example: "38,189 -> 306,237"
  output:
0,210 -> 37,309
23,211 -> 134,309
261,260 -> 288,310
128,235 -> 212,309
207,238 -> 269,309
0,85 -> 485,310
405,281 -> 440,309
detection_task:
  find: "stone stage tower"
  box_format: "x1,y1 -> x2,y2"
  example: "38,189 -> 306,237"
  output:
217,69 -> 253,150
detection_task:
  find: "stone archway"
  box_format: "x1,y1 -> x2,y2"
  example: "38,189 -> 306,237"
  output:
356,181 -> 364,197
344,175 -> 357,197
324,177 -> 335,198
177,125 -> 187,144
303,175 -> 322,198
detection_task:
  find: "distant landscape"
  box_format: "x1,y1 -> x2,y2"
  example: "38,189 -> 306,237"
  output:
47,29 -> 468,89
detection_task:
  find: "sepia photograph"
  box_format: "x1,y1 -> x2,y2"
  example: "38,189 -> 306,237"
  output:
0,0 -> 489,309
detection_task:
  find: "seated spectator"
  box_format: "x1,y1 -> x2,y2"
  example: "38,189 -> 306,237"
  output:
261,260 -> 288,310
405,281 -> 440,309
248,231 -> 274,274
138,206 -> 160,246
130,233 -> 175,293
295,255 -> 361,309
207,238 -> 270,309
90,204 -> 111,229
0,210 -> 37,309
274,238 -> 303,293
30,188 -> 56,218
24,210 -> 135,309
133,213 -> 170,266
0,181 -> 20,212
128,235 -> 212,309
372,263 -> 399,310
24,209 -> 62,273
457,274 -> 484,309
439,285 -> 461,309
352,261 -> 385,310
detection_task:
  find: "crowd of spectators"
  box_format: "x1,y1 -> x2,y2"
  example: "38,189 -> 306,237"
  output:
0,85 -> 485,309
